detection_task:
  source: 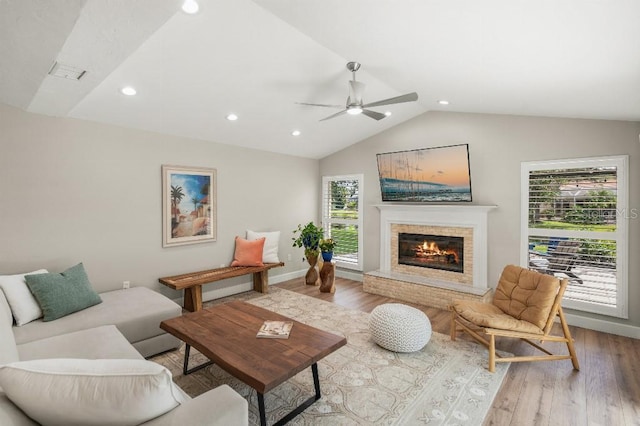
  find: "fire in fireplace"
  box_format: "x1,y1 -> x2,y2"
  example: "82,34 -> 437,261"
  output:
398,233 -> 464,273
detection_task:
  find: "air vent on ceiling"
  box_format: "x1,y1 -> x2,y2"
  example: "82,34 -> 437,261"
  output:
48,62 -> 87,80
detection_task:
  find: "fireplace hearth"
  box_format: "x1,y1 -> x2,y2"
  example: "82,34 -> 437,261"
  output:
398,233 -> 464,273
363,204 -> 496,309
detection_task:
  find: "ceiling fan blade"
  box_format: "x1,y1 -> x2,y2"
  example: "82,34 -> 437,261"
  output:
362,92 -> 418,108
349,81 -> 365,104
361,109 -> 387,121
320,109 -> 347,121
296,102 -> 343,109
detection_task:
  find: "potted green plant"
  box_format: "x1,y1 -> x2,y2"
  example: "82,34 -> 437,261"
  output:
292,222 -> 324,257
319,238 -> 337,262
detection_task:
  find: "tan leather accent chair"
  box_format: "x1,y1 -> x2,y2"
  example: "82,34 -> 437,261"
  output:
450,264 -> 580,373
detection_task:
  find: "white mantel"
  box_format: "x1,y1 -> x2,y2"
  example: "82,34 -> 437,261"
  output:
374,204 -> 497,290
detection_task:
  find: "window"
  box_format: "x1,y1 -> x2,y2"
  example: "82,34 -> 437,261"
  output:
521,156 -> 629,318
322,174 -> 363,270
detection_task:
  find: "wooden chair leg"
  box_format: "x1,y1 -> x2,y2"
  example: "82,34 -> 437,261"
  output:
488,334 -> 496,373
558,307 -> 580,370
450,310 -> 457,341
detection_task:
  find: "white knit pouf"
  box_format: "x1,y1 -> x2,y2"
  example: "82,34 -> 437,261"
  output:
369,303 -> 432,352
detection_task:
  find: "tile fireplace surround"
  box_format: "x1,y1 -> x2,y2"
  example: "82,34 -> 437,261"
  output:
363,204 -> 496,310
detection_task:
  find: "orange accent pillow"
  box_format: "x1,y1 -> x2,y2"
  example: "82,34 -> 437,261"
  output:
231,236 -> 265,267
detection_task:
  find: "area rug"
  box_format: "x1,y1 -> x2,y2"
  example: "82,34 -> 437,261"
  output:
151,288 -> 509,425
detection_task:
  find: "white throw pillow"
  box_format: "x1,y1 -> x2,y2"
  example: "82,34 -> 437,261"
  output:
0,269 -> 47,326
247,230 -> 281,263
0,359 -> 181,426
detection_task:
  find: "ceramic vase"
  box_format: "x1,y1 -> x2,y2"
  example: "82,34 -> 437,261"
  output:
321,251 -> 333,262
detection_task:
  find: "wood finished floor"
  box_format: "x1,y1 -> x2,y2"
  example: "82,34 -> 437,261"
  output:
274,277 -> 640,426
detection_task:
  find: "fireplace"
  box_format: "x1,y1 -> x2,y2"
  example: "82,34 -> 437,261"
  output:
398,233 -> 464,273
392,224 -> 472,285
363,204 -> 496,310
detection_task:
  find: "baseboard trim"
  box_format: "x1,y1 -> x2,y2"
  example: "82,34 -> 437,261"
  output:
336,269 -> 363,282
271,269 -> 306,283
564,312 -> 640,339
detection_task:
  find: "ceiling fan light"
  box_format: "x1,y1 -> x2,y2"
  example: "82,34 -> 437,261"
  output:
347,106 -> 363,115
182,0 -> 199,14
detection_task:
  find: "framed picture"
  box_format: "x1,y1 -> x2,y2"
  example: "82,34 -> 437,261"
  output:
162,165 -> 216,247
376,144 -> 472,202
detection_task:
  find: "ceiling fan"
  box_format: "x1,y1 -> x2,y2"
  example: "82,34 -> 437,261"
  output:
297,61 -> 418,121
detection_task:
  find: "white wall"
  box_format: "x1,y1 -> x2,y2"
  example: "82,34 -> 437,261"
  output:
320,111 -> 640,331
0,104 -> 318,299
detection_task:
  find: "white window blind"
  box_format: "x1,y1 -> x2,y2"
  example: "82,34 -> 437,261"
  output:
322,174 -> 363,271
521,156 -> 628,318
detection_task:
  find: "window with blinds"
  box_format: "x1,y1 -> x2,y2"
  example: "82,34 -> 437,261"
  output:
521,156 -> 629,318
322,174 -> 363,270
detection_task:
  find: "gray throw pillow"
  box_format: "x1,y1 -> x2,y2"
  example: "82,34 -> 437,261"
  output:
25,263 -> 102,321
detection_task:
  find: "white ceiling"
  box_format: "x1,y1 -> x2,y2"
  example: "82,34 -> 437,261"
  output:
1,0 -> 639,159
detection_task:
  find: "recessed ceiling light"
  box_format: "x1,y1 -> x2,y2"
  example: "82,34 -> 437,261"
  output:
121,86 -> 137,96
226,113 -> 238,121
291,130 -> 301,136
438,100 -> 450,105
384,111 -> 392,117
182,0 -> 199,14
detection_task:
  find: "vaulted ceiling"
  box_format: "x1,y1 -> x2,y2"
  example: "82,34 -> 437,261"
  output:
2,0 -> 639,159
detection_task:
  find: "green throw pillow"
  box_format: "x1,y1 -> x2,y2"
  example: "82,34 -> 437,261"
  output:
25,263 -> 102,321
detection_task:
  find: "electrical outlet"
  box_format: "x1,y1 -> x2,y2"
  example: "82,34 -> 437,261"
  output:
122,281 -> 130,290
287,253 -> 292,261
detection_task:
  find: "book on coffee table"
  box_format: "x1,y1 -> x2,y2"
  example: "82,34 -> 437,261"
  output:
257,320 -> 293,339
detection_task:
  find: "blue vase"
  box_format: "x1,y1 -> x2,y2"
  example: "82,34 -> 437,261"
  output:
322,251 -> 333,262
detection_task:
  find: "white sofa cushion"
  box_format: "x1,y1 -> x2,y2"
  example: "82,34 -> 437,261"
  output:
140,385 -> 249,426
0,358 -> 181,426
0,269 -> 47,326
12,287 -> 181,350
17,325 -> 143,361
247,229 -> 280,263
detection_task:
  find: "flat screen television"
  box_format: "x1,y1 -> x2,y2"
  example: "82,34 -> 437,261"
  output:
376,143 -> 472,202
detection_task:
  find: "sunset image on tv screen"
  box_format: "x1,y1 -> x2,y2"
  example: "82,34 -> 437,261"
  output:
376,144 -> 472,202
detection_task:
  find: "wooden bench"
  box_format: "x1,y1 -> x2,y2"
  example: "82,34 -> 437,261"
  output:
159,262 -> 284,312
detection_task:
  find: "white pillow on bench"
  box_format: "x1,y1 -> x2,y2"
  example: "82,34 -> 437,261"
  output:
247,230 -> 280,263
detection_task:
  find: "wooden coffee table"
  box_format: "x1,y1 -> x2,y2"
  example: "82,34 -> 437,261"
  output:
160,301 -> 347,426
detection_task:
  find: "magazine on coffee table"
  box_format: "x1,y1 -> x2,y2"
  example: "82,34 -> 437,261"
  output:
257,320 -> 293,339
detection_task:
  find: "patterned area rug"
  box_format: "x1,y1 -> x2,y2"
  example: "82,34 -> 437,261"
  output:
151,288 -> 509,425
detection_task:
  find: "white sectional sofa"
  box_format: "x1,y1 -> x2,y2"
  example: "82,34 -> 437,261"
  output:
12,287 -> 182,359
0,287 -> 248,425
